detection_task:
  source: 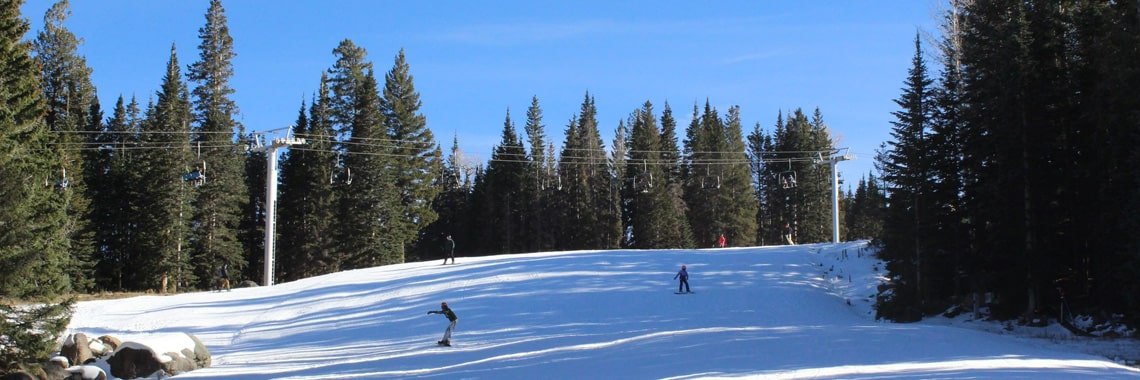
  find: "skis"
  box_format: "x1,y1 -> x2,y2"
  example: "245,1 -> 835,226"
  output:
437,340 -> 452,347
674,291 -> 694,294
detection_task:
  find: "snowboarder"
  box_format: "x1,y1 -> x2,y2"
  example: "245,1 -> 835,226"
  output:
717,234 -> 726,248
217,263 -> 231,291
674,265 -> 691,293
442,235 -> 456,265
427,301 -> 458,346
783,223 -> 795,245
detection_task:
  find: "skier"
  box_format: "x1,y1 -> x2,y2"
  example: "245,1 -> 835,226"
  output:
717,234 -> 726,248
783,223 -> 795,245
217,263 -> 230,291
427,301 -> 458,346
442,235 -> 456,265
673,265 -> 691,293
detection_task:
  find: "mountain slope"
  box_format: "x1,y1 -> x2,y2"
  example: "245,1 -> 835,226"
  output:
68,242 -> 1140,379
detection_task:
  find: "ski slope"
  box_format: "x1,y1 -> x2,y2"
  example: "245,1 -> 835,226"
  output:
66,242 -> 1140,379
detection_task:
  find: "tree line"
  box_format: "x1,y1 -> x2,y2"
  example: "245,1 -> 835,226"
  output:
1,0 -> 873,366
875,0 -> 1140,326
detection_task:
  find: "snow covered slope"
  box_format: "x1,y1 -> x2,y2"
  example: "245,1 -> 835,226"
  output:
67,242 -> 1140,379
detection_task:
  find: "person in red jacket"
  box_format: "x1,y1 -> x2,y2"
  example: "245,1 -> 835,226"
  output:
717,234 -> 726,248
427,301 -> 458,346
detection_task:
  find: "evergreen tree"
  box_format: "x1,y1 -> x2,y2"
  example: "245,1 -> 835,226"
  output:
276,75 -> 338,280
683,101 -> 756,247
240,136 -> 266,283
380,49 -> 439,264
275,103 -> 310,282
32,0 -> 97,292
478,111 -> 527,254
613,118 -> 631,246
133,45 -> 194,292
336,68 -> 396,269
625,101 -> 687,248
721,106 -> 759,246
657,102 -> 693,247
876,35 -> 936,319
522,96 -> 554,252
557,93 -> 621,249
747,119 -> 777,245
187,0 -> 248,289
420,135 -> 473,261
0,0 -> 74,364
95,96 -> 144,290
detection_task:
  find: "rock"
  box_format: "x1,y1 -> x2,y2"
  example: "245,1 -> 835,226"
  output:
94,336 -> 121,355
107,346 -> 161,379
237,280 -> 259,288
106,332 -> 210,379
160,352 -> 196,375
59,333 -> 93,367
186,334 -> 211,368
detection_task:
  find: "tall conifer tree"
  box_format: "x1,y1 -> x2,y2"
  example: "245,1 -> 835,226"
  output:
134,45 -> 194,292
380,49 -> 439,264
33,0 -> 97,291
188,0 -> 248,288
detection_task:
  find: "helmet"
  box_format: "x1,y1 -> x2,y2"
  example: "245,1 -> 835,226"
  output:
681,265 -> 686,269
441,302 -> 448,307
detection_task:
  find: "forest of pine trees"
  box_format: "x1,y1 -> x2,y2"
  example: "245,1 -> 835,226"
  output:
875,0 -> 1140,326
7,0 -> 1137,369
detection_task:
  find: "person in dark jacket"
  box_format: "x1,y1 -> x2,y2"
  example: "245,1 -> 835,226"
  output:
442,235 -> 456,265
674,265 -> 691,293
427,301 -> 458,345
218,263 -> 231,291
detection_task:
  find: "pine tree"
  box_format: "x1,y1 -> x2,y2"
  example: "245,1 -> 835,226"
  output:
275,103 -> 310,282
187,0 -> 248,289
683,101 -> 756,247
557,93 -> 620,249
336,68 -> 396,269
93,96 -> 140,290
876,35 -> 935,319
380,49 -> 439,264
240,137 -> 266,283
625,101 -> 685,248
0,0 -> 74,364
33,0 -> 97,292
522,96 -> 553,252
478,111 -> 527,254
133,45 -> 194,292
657,102 -> 693,247
721,106 -> 759,246
420,135 -> 472,261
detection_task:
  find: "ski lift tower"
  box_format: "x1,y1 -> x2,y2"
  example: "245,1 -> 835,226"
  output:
827,148 -> 855,243
251,130 -> 305,286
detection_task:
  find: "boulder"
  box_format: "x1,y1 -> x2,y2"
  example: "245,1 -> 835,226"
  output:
237,280 -> 259,288
186,334 -> 211,368
59,333 -> 93,366
106,332 -> 210,379
160,352 -> 196,375
106,346 -> 161,379
94,336 -> 120,356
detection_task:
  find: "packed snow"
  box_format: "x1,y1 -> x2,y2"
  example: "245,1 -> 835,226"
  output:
65,241 -> 1140,379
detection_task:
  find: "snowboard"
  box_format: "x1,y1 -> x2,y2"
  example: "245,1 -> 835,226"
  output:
674,291 -> 694,294
437,340 -> 452,347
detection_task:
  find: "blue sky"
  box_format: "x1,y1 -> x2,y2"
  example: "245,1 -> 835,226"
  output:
20,0 -> 941,186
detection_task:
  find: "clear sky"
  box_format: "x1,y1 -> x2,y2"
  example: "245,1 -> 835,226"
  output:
19,0 -> 942,186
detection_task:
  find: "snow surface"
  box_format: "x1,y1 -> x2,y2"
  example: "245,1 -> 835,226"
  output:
66,241 -> 1140,379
